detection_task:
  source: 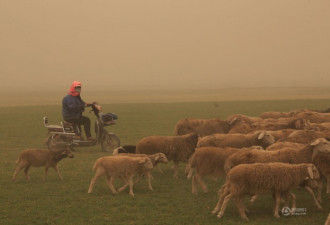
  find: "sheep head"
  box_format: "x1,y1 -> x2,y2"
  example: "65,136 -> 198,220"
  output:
257,131 -> 275,148
310,138 -> 330,154
306,164 -> 320,180
155,153 -> 168,164
138,157 -> 153,170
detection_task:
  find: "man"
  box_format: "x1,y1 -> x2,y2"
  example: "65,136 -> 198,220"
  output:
62,81 -> 94,141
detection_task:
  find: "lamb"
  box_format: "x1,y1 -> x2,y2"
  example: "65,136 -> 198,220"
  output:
212,162 -> 320,220
196,130 -> 275,149
174,118 -> 230,136
113,153 -> 168,190
136,133 -> 199,178
186,146 -> 263,194
113,145 -> 137,154
87,155 -> 153,196
224,138 -> 330,204
12,146 -> 74,181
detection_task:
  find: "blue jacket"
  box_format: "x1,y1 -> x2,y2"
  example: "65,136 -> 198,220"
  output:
62,94 -> 86,120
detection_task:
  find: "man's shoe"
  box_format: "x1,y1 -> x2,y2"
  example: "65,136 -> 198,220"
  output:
87,137 -> 96,141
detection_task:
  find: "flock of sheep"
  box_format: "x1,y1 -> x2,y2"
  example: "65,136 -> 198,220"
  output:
12,108 -> 330,223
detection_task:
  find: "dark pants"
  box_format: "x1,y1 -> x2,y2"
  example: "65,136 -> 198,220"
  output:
66,116 -> 92,138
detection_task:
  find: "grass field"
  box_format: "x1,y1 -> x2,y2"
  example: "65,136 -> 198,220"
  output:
0,99 -> 329,225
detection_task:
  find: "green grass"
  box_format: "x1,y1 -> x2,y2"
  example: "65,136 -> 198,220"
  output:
0,99 -> 329,225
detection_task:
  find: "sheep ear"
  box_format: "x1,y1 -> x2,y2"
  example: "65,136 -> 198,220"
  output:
307,166 -> 314,179
229,117 -> 238,125
155,156 -> 160,161
295,119 -> 302,129
258,132 -> 265,140
310,139 -> 321,146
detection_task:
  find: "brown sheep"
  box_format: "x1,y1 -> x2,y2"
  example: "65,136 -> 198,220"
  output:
266,141 -> 306,150
281,130 -> 330,144
174,118 -> 230,136
295,111 -> 330,123
250,118 -> 310,131
113,153 -> 168,190
212,162 -> 320,220
267,129 -> 296,141
259,109 -> 309,119
325,213 -> 330,225
136,133 -> 199,178
309,122 -> 330,131
87,155 -> 153,196
224,138 -> 330,204
197,130 -> 275,149
12,146 -> 74,181
186,146 -> 263,194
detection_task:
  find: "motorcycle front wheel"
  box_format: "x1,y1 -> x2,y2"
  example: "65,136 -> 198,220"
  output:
101,133 -> 120,153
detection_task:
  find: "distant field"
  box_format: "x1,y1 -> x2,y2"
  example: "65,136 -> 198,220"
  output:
1,86 -> 330,106
0,99 -> 329,225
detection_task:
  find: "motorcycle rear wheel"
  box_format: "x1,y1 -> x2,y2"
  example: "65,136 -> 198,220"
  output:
101,133 -> 120,153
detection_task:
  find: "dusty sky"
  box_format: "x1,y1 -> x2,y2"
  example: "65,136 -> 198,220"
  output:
1,0 -> 330,92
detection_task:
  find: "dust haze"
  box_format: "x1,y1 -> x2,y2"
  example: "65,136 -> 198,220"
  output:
1,1 -> 330,104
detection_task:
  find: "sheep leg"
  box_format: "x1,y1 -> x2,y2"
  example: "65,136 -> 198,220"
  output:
235,197 -> 249,221
195,174 -> 208,193
53,165 -> 63,180
87,170 -> 104,193
12,166 -> 24,181
173,161 -> 179,179
273,192 -> 281,218
212,185 -> 227,214
316,179 -> 323,203
192,175 -> 198,194
157,166 -> 164,174
250,195 -> 258,203
145,172 -> 153,191
127,176 -> 135,196
290,192 -> 296,211
106,176 -> 118,194
118,176 -> 129,193
304,186 -> 322,209
133,173 -> 143,185
24,166 -> 31,181
217,193 -> 233,219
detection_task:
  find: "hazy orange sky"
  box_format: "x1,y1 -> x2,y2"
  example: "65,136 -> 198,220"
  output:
1,0 -> 330,92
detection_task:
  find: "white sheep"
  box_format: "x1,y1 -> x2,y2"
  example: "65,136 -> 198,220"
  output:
212,162 -> 320,220
87,155 -> 153,196
113,153 -> 168,190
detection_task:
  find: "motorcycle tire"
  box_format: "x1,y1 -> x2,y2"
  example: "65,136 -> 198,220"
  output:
101,133 -> 120,153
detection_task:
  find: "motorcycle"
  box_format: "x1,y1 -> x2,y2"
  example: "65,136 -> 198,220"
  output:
43,102 -> 120,152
